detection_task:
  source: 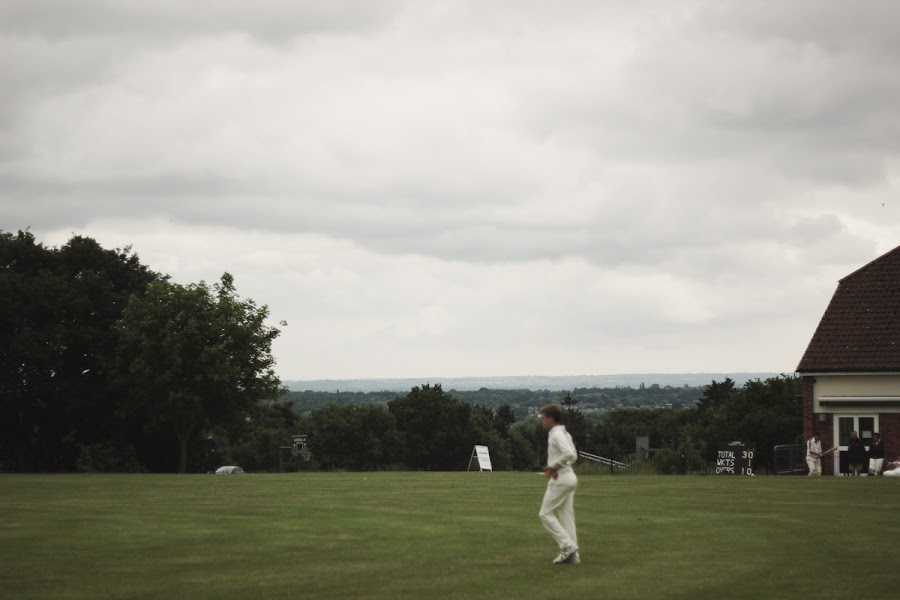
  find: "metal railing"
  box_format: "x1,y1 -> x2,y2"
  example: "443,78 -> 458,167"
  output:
578,450 -> 626,469
773,444 -> 807,475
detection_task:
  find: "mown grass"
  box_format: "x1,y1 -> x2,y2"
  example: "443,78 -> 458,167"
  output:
1,472 -> 897,599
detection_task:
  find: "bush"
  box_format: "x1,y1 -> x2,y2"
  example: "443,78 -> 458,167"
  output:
75,443 -> 144,473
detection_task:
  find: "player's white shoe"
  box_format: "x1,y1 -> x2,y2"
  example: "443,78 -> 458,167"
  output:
553,546 -> 578,564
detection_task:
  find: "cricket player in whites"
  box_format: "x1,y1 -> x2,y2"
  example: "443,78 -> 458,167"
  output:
538,404 -> 579,565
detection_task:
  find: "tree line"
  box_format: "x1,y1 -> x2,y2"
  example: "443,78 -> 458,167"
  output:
276,375 -> 800,474
284,383 -> 704,421
2,230 -> 801,474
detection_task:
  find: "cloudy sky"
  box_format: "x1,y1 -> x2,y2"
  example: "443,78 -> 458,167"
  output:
3,1 -> 899,380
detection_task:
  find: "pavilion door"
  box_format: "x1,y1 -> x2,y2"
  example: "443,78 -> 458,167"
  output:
834,415 -> 877,475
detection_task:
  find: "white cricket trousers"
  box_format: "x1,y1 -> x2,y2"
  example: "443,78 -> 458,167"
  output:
539,469 -> 578,551
806,457 -> 821,476
869,458 -> 884,475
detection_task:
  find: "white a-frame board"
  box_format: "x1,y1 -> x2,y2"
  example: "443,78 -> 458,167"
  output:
467,445 -> 493,471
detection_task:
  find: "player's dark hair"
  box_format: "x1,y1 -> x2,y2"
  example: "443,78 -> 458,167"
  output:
539,403 -> 563,423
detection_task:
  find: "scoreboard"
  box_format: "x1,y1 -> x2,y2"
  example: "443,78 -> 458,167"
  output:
716,441 -> 755,476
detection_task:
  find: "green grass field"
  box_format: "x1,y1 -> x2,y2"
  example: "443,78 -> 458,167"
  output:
1,472 -> 897,599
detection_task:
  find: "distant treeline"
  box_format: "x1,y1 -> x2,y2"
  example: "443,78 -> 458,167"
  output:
283,383 -> 705,421
280,375 -> 801,474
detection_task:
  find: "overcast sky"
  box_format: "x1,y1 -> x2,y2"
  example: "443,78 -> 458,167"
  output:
3,1 -> 899,380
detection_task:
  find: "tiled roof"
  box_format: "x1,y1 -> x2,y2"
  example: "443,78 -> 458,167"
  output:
797,244 -> 900,372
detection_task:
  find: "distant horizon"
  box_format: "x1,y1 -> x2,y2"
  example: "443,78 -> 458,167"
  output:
283,371 -> 785,393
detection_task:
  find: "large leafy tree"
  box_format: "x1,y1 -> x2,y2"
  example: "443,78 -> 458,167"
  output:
561,391 -> 590,450
0,230 -> 160,471
509,419 -> 543,469
492,404 -> 517,436
697,375 -> 801,471
388,384 -> 477,471
306,403 -> 403,470
225,401 -> 300,472
697,377 -> 736,412
115,273 -> 281,473
467,404 -> 511,470
1,230 -> 58,470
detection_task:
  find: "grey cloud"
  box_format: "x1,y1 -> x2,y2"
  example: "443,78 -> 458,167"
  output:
0,0 -> 405,41
515,4 -> 900,194
0,1 -> 407,129
696,1 -> 900,56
